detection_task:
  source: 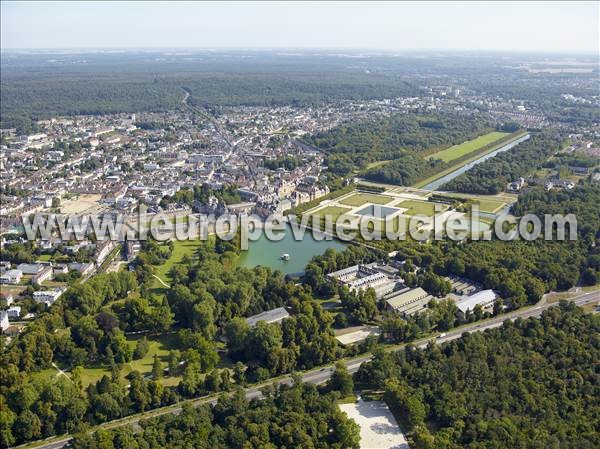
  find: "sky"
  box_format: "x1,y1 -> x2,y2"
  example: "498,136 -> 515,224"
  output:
1,1 -> 598,54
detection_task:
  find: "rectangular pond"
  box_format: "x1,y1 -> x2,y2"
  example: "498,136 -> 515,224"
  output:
354,204 -> 401,219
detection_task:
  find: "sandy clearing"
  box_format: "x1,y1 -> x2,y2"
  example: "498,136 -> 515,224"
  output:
339,398 -> 410,449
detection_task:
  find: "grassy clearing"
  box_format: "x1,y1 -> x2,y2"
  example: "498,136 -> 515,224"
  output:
79,333 -> 181,387
545,293 -> 573,304
31,333 -> 183,388
339,193 -> 394,207
475,200 -> 506,214
366,160 -> 392,170
311,206 -> 353,221
337,394 -> 358,404
0,285 -> 26,297
478,216 -> 496,225
429,132 -> 509,163
398,200 -> 438,216
147,215 -> 190,228
42,280 -> 69,289
152,239 -> 200,289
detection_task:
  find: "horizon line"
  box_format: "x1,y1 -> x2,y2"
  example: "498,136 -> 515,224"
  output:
1,46 -> 598,57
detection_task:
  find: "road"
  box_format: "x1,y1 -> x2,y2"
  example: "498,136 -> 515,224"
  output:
18,289 -> 599,449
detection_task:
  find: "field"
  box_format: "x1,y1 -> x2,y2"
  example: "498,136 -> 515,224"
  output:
152,239 -> 200,290
339,193 -> 393,207
429,132 -> 509,163
60,194 -> 104,214
397,199 -> 438,216
0,285 -> 27,297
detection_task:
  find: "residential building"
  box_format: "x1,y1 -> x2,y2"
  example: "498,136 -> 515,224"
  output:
0,310 -> 8,331
16,263 -> 43,275
0,269 -> 22,284
33,266 -> 53,285
7,306 -> 21,319
33,289 -> 63,306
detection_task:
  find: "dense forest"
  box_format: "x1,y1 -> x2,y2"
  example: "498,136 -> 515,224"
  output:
356,303 -> 600,449
71,382 -> 360,449
3,50 -> 597,132
1,52 -> 416,132
441,130 -> 564,193
0,76 -> 185,133
512,184 -> 600,285
63,305 -> 600,449
306,112 -> 491,179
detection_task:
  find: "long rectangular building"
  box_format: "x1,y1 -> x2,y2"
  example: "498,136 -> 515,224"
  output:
245,307 -> 290,327
455,289 -> 497,313
385,287 -> 431,316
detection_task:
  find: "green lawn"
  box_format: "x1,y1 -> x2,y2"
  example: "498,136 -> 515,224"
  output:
429,132 -> 509,163
311,206 -> 353,221
398,200 -> 440,216
473,198 -> 507,214
339,193 -> 394,207
41,280 -> 68,288
33,333 -> 183,388
365,160 -> 392,170
336,394 -> 358,404
152,239 -> 200,289
78,333 -> 181,387
147,215 -> 190,228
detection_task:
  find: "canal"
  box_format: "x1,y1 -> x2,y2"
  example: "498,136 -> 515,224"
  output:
421,133 -> 531,191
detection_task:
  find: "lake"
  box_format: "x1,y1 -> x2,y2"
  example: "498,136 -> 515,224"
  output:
237,224 -> 347,275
